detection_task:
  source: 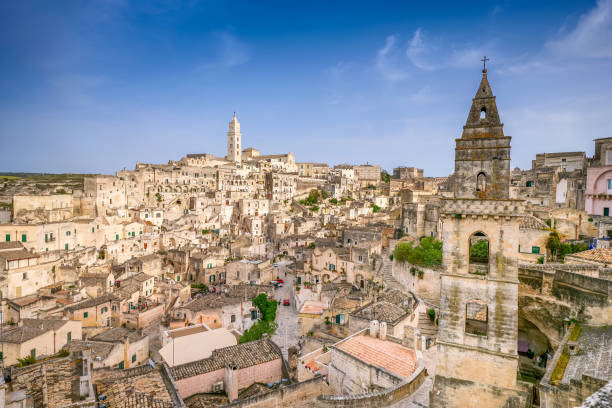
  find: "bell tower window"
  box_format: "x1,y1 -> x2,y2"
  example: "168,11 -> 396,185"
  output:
480,107 -> 486,119
476,172 -> 486,192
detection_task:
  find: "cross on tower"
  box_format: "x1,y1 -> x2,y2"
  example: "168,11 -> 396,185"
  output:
481,56 -> 489,72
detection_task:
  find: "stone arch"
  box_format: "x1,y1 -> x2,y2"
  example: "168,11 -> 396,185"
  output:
469,231 -> 489,275
480,106 -> 486,119
465,299 -> 487,336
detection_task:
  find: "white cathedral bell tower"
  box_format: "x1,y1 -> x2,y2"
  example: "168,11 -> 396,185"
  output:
227,112 -> 242,165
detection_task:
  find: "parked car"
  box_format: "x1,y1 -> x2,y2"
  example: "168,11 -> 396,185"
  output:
276,279 -> 284,284
283,299 -> 290,306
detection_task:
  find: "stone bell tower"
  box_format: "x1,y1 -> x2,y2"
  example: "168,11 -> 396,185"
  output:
430,64 -> 531,407
227,112 -> 242,165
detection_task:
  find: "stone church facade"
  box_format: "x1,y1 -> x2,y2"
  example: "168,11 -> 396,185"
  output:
430,68 -> 532,407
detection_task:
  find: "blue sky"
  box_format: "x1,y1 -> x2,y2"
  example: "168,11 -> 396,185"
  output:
0,0 -> 610,176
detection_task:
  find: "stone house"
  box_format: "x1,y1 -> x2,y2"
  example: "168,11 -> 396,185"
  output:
159,324 -> 238,366
348,301 -> 413,339
67,326 -> 149,369
6,294 -> 57,321
0,241 -> 56,299
518,215 -> 550,262
171,293 -> 256,333
169,337 -> 284,403
327,325 -> 419,395
0,318 -> 82,366
63,293 -> 121,327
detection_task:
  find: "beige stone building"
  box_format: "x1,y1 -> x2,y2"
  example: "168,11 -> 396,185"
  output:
0,318 -> 82,366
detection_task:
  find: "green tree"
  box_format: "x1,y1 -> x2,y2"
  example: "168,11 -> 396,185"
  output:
330,198 -> 338,205
393,237 -> 442,268
155,193 -> 162,203
381,170 -> 391,183
371,203 -> 381,213
469,239 -> 489,262
239,320 -> 278,343
546,230 -> 562,261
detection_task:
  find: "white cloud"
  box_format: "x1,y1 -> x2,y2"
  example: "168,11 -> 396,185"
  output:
547,0 -> 612,58
376,35 -> 410,81
405,28 -> 488,71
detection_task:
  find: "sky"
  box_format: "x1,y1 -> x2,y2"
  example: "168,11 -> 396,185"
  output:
1,0 -> 611,176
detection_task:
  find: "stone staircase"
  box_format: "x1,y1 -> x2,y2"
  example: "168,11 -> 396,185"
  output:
381,256 -> 403,292
417,311 -> 438,338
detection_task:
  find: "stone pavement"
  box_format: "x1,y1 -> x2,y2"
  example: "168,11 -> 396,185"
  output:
271,265 -> 299,359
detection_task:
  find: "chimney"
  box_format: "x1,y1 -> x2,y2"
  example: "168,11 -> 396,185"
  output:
379,322 -> 387,340
369,320 -> 379,338
225,364 -> 239,402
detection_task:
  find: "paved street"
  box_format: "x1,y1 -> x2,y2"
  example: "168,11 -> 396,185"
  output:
271,264 -> 299,359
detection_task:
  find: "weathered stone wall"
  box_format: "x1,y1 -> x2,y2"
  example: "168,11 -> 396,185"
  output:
430,374 -> 531,408
316,365 -> 427,408
392,261 -> 441,302
218,376 -> 329,408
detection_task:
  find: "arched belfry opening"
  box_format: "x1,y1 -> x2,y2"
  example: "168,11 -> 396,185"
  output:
469,231 -> 489,275
480,107 -> 486,119
476,172 -> 487,192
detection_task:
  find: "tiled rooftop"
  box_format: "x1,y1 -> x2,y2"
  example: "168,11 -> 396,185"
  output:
350,301 -> 408,324
562,326 -> 612,384
336,335 -> 417,379
170,338 -> 281,381
567,248 -> 612,264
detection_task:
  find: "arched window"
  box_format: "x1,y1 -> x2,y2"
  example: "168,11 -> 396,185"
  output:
469,232 -> 489,275
465,299 -> 488,336
480,107 -> 486,119
476,172 -> 486,192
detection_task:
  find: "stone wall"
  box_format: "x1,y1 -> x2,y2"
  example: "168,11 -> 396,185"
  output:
430,374 -> 532,408
218,376 -> 329,408
316,365 -> 427,408
391,261 -> 441,302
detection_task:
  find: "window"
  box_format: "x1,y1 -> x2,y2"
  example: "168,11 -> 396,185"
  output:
119,361 -> 124,369
115,234 -> 119,240
67,331 -> 72,342
231,314 -> 236,323
608,180 -> 612,190
469,232 -> 489,275
21,234 -> 27,243
101,307 -> 108,314
251,310 -> 258,320
209,275 -> 216,283
480,107 -> 486,119
5,234 -> 9,242
84,312 -> 88,318
465,299 -> 488,336
66,231 -> 71,236
532,246 -> 540,254
22,272 -> 27,280
30,349 -> 36,358
132,354 -> 136,363
476,172 -> 487,192
91,227 -> 95,233
526,181 -> 534,187
65,243 -> 69,250
605,208 -> 610,217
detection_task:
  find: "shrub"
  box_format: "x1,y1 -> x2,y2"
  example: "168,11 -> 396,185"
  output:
454,213 -> 462,220
308,242 -> 315,249
322,344 -> 328,352
253,293 -> 277,322
330,198 -> 338,205
546,230 -> 561,260
57,349 -> 70,357
417,269 -> 424,279
310,205 -> 319,212
393,237 -> 442,268
324,316 -> 331,325
155,193 -> 162,203
380,170 -> 391,183
239,320 -> 278,343
202,229 -> 210,234
371,203 -> 381,213
537,256 -> 545,264
18,355 -> 37,367
588,217 -> 593,222
389,254 -> 393,261
427,308 -> 436,322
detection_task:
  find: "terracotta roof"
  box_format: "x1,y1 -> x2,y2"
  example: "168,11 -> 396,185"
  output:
170,338 -> 282,381
568,248 -> 612,264
520,215 -> 549,230
336,335 -> 417,379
